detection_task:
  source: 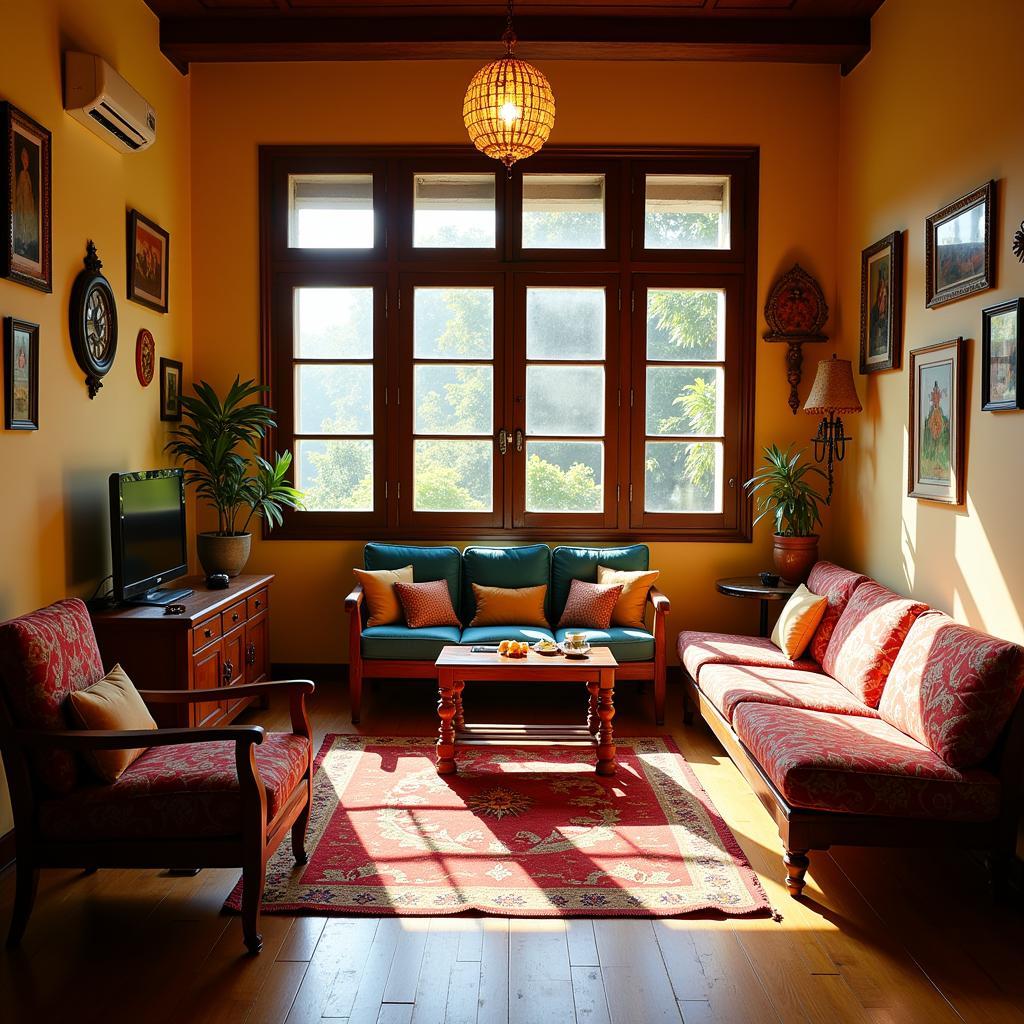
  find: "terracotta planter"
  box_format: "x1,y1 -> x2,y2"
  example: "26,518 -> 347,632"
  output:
197,532 -> 252,578
772,534 -> 819,584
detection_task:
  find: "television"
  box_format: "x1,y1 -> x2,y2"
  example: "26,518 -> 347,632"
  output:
109,469 -> 192,606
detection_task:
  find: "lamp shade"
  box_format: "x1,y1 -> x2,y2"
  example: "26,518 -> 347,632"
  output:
803,355 -> 862,415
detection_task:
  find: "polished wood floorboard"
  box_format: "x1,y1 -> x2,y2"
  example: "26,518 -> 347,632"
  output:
2,677 -> 1022,1024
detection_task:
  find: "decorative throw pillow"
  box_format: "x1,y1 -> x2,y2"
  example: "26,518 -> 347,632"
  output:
771,584 -> 829,659
353,565 -> 414,628
470,584 -> 548,627
557,579 -> 624,630
67,664 -> 157,783
597,566 -> 659,629
394,580 -> 461,629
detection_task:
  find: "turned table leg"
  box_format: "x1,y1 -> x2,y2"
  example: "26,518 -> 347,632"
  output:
586,679 -> 600,736
596,668 -> 617,776
783,848 -> 810,896
436,668 -> 458,776
454,678 -> 465,732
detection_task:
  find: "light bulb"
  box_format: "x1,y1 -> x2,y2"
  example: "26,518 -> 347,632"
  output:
499,101 -> 521,126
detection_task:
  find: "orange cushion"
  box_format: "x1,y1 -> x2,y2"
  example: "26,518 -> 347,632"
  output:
557,579 -> 623,630
354,565 -> 414,627
469,584 -> 548,627
597,566 -> 659,629
771,584 -> 828,659
394,580 -> 461,629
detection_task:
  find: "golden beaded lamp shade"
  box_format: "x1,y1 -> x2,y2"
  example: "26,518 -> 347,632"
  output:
804,355 -> 863,415
463,3 -> 555,172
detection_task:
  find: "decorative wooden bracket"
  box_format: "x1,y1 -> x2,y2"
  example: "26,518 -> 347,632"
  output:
764,335 -> 827,413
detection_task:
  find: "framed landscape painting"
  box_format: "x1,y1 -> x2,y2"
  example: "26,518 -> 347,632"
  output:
860,230 -> 903,372
925,181 -> 994,308
127,209 -> 169,313
908,337 -> 966,505
982,298 -> 1022,411
2,103 -> 51,292
4,317 -> 39,430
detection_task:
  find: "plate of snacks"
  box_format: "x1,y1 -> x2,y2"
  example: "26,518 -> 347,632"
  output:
497,639 -> 529,659
532,638 -> 560,656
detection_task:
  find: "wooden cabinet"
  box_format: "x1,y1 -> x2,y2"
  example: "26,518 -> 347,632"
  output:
91,574 -> 274,729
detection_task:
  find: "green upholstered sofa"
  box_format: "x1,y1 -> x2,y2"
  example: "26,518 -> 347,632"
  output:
344,542 -> 670,724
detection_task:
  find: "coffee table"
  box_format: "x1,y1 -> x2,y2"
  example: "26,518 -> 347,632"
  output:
433,645 -> 618,777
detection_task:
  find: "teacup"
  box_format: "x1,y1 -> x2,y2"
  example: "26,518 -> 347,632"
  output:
564,631 -> 588,650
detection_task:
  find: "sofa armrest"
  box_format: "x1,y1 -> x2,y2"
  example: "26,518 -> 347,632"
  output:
648,586 -> 671,615
345,583 -> 365,612
13,724 -> 265,752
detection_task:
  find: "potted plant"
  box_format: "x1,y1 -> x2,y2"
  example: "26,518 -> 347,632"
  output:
166,377 -> 304,578
744,443 -> 827,584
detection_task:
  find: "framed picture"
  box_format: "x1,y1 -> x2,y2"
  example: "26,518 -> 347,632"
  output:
2,104 -> 51,292
925,181 -> 994,308
159,357 -> 183,421
127,209 -> 169,313
4,317 -> 39,430
982,298 -> 1022,411
908,337 -> 966,505
859,230 -> 903,373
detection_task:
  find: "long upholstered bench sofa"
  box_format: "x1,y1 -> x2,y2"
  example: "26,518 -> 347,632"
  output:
345,542 -> 670,724
679,561 -> 1024,898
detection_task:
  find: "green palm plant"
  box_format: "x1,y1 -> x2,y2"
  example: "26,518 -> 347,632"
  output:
744,443 -> 826,537
165,377 -> 304,536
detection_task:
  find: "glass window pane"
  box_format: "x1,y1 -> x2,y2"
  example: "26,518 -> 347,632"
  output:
644,441 -> 722,513
522,174 -> 604,249
414,440 -> 492,511
646,367 -> 723,436
526,441 -> 603,513
296,364 -> 373,435
526,288 -> 605,360
645,174 -> 730,250
414,364 -> 493,435
294,287 -> 374,359
296,439 -> 373,511
526,366 -> 604,436
414,288 -> 494,359
414,173 -> 496,248
647,289 -> 725,361
288,174 -> 373,248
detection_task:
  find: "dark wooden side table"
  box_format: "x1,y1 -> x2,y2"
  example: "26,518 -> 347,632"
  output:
716,576 -> 797,638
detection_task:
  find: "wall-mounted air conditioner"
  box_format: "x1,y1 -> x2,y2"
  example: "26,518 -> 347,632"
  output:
64,52 -> 156,154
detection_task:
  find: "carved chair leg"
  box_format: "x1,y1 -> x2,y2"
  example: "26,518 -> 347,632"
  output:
6,862 -> 39,947
783,848 -> 810,897
241,854 -> 266,955
654,675 -> 665,726
291,773 -> 312,866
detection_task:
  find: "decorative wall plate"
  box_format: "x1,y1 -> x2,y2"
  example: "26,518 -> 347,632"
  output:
136,328 -> 155,386
69,241 -> 118,398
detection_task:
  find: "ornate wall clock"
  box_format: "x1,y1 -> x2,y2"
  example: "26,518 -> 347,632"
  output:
135,328 -> 155,386
69,240 -> 118,398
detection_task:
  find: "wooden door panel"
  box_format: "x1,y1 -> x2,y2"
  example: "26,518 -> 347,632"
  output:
245,612 -> 270,685
193,643 -> 225,728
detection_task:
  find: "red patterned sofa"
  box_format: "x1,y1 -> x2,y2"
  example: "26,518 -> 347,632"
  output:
679,562 -> 1024,898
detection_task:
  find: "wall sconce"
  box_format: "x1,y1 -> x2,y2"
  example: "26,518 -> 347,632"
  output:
804,355 -> 862,504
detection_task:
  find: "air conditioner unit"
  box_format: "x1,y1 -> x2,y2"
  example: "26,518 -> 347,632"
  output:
64,52 -> 156,154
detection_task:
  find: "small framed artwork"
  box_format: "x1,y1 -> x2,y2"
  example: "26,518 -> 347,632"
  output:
925,180 -> 995,308
859,230 -> 904,373
908,337 -> 967,505
981,298 -> 1022,411
159,357 -> 183,422
127,209 -> 169,313
2,104 -> 52,292
4,317 -> 39,430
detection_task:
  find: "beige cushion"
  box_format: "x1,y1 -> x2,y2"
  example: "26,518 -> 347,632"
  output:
597,566 -> 660,629
67,665 -> 157,783
771,585 -> 829,660
354,565 -> 415,627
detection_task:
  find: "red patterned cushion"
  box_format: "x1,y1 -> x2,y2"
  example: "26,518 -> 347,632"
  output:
394,580 -> 461,629
678,631 -> 817,682
822,581 -> 928,707
39,733 -> 310,841
878,612 -> 1024,769
733,704 -> 1001,821
806,562 -> 870,664
557,579 -> 623,629
0,599 -> 105,794
698,663 -> 880,723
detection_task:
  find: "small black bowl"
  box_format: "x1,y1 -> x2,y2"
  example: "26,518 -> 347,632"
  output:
759,571 -> 781,587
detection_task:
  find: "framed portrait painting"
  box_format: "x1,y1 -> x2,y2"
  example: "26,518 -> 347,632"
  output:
908,337 -> 966,505
2,104 -> 51,292
859,230 -> 903,373
982,298 -> 1022,411
127,209 -> 169,313
4,317 -> 39,430
159,357 -> 183,422
925,181 -> 994,308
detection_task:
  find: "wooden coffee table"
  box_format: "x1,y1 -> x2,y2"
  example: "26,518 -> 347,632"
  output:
433,645 -> 618,777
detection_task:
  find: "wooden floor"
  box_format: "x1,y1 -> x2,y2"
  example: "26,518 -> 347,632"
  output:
2,677 -> 1023,1024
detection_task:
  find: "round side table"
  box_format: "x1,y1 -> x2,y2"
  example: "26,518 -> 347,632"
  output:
716,576 -> 797,638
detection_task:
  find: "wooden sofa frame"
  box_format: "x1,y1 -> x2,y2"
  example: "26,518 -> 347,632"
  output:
346,584 -> 671,725
683,670 -> 1024,898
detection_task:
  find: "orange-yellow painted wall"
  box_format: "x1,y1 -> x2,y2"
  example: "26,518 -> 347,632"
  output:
832,0 -> 1024,646
0,0 -> 192,833
190,59 -> 841,664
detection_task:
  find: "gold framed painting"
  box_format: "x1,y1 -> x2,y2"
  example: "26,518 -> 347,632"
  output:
4,317 -> 39,430
2,104 -> 51,292
859,230 -> 903,373
127,209 -> 169,313
925,181 -> 994,308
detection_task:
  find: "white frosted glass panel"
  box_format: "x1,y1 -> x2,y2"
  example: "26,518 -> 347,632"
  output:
289,174 -> 374,248
526,366 -> 604,436
294,287 -> 373,359
526,288 -> 605,360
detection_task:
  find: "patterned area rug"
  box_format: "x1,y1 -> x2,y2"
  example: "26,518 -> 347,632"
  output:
226,734 -> 770,918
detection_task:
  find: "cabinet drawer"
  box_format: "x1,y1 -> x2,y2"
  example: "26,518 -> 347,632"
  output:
193,615 -> 222,651
247,589 -> 269,618
222,600 -> 247,632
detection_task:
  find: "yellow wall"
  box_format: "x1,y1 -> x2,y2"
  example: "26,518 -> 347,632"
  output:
190,59 -> 841,664
832,0 -> 1024,645
0,0 -> 192,834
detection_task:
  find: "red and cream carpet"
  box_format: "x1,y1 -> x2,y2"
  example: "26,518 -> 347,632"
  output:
226,734 -> 769,918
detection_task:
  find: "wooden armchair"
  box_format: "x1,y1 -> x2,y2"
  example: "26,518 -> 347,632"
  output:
0,598 -> 314,955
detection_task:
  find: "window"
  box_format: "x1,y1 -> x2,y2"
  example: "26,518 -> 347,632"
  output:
262,147 -> 758,540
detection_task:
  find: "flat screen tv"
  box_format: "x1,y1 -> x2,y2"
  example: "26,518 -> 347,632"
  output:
109,468 -> 192,605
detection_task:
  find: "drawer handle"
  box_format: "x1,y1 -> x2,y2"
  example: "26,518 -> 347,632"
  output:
246,642 -> 256,667
204,628 -> 213,638
223,660 -> 234,683
254,599 -> 262,609
232,612 -> 239,622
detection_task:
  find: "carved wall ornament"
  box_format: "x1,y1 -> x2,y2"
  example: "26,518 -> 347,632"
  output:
1013,220 -> 1024,264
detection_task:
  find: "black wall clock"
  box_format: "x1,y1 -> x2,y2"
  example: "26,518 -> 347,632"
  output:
69,240 -> 118,398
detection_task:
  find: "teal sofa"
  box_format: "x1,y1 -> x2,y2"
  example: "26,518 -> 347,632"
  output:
345,543 -> 670,724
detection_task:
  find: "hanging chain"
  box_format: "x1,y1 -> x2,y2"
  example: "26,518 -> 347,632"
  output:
502,0 -> 517,53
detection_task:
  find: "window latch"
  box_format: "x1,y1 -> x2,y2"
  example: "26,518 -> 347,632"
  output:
514,429 -> 523,453
497,428 -> 508,455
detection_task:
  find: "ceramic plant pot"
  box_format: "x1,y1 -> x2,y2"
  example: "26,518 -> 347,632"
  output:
772,534 -> 819,584
197,532 -> 252,578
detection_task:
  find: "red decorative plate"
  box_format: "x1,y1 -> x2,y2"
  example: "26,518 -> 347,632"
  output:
136,328 -> 155,386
